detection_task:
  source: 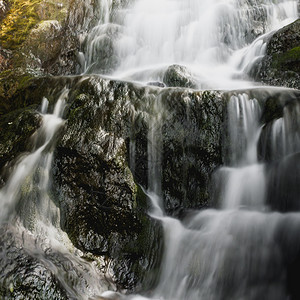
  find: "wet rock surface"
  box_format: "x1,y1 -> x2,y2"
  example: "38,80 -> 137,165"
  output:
0,107 -> 42,186
163,64 -> 197,88
0,226 -> 71,300
0,74 -> 224,291
253,19 -> 300,89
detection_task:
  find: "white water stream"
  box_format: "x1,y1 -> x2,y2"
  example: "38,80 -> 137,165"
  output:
83,0 -> 298,89
0,90 -> 112,299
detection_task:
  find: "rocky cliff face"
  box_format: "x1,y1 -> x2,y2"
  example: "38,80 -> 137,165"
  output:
0,74 -> 224,294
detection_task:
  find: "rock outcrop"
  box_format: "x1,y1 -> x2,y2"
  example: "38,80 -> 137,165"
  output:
253,19 -> 300,89
0,74 -> 224,292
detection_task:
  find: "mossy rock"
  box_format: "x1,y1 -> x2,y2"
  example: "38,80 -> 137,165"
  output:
252,19 -> 300,89
0,70 -> 36,114
0,0 -> 79,94
271,46 -> 300,73
0,0 -> 42,50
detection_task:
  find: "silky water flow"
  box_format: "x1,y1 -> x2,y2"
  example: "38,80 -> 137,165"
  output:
1,0 -> 300,299
118,89 -> 300,300
83,0 -> 298,89
0,90 -> 112,299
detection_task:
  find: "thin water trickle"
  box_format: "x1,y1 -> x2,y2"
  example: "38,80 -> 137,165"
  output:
0,90 -> 112,299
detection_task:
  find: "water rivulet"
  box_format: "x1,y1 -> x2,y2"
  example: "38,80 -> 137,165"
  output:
0,0 -> 300,299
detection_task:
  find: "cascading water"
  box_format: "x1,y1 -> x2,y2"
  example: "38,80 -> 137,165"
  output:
83,0 -> 298,89
1,0 -> 300,299
0,90 -> 113,299
80,0 -> 300,299
124,89 -> 300,300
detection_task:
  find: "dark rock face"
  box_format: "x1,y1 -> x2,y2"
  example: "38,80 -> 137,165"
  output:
0,226 -> 70,300
163,65 -> 198,88
252,19 -> 300,89
0,107 -> 41,186
53,77 -> 164,290
160,90 -> 224,215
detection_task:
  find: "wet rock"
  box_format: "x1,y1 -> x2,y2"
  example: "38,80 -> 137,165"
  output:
147,82 -> 165,88
53,77 -> 163,290
163,64 -> 197,88
1,74 -> 225,291
0,226 -> 70,300
0,107 -> 42,186
160,90 -> 224,214
252,19 -> 300,89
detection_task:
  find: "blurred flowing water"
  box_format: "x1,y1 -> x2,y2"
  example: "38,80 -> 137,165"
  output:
1,0 -> 300,299
126,89 -> 300,300
83,0 -> 298,89
0,90 -> 112,299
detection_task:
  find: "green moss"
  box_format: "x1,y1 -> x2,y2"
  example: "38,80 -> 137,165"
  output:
271,46 -> 300,72
0,0 -> 42,50
36,0 -> 70,23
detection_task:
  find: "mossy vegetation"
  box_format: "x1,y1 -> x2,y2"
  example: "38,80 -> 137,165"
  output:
0,0 -> 42,49
271,46 -> 300,72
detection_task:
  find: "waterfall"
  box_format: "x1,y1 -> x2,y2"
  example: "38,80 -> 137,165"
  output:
82,0 -> 298,89
124,90 -> 300,300
78,0 -> 300,299
1,0 -> 300,298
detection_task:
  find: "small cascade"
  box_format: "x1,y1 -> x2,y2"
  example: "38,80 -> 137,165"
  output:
80,0 -> 116,74
0,90 -> 67,224
227,94 -> 262,166
260,101 -> 300,161
147,98 -> 164,199
125,91 -> 300,300
0,90 -> 112,299
220,94 -> 266,210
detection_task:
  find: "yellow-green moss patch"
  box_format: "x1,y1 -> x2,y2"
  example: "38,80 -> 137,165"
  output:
271,46 -> 300,72
0,0 -> 42,49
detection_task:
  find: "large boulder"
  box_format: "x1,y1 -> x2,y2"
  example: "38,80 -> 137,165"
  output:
0,74 -> 225,291
0,226 -> 71,300
252,19 -> 300,89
